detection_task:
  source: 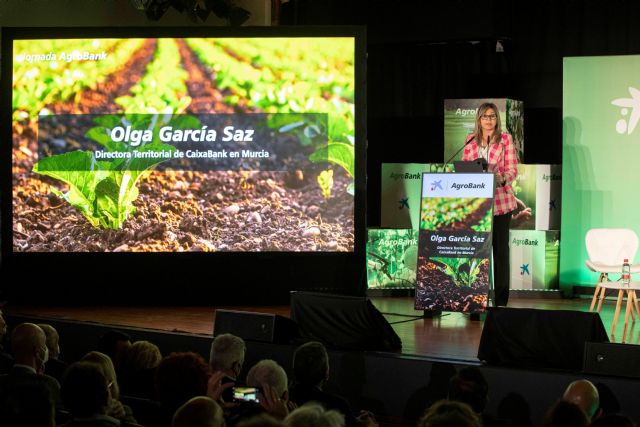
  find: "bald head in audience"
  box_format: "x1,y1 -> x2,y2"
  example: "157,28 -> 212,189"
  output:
11,323 -> 49,373
563,379 -> 601,420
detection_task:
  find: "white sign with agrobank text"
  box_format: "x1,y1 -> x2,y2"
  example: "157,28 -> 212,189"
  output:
421,173 -> 494,199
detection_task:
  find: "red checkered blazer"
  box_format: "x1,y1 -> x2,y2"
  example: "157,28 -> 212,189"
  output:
462,132 -> 518,215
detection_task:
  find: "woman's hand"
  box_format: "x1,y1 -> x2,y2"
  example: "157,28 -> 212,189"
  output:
512,197 -> 532,222
258,383 -> 289,419
207,371 -> 238,408
107,398 -> 126,419
356,410 -> 379,427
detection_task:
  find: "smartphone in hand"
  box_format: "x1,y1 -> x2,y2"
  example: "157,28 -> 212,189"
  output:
232,386 -> 261,403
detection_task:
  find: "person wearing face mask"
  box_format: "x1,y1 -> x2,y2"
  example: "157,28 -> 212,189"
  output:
38,323 -> 69,384
463,102 -> 518,307
0,323 -> 61,407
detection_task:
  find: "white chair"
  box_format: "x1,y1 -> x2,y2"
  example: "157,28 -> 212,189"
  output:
586,228 -> 640,340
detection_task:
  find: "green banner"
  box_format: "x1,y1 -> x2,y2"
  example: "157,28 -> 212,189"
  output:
561,56 -> 640,292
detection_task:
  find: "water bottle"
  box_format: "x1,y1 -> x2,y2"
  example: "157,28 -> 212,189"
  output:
622,258 -> 631,286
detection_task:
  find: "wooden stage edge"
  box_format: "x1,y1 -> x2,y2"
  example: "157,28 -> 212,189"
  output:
4,295 -> 640,363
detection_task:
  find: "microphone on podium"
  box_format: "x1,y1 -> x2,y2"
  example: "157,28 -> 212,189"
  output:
441,135 -> 476,170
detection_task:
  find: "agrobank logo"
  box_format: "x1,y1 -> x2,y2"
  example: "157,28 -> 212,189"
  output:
612,87 -> 640,134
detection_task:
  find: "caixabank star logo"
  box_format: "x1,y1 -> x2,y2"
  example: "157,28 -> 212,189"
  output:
430,179 -> 444,192
612,87 -> 640,135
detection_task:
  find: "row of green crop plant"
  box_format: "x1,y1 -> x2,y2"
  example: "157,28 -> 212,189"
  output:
115,38 -> 191,115
12,39 -> 145,120
185,37 -> 355,194
186,38 -> 353,117
213,38 -> 354,101
214,37 -> 354,69
420,198 -> 491,231
32,38 -> 196,230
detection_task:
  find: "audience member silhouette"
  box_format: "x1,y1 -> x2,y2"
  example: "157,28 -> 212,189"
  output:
448,366 -> 509,427
0,308 -> 13,374
288,341 -> 376,427
0,381 -> 55,427
172,396 -> 225,427
156,351 -> 210,427
209,333 -> 246,403
285,402 -> 346,427
589,413 -> 637,427
448,367 -> 488,413
417,399 -> 482,427
337,351 -> 385,420
496,392 -> 531,427
38,323 -> 69,383
403,362 -> 457,424
542,400 -> 588,427
228,359 -> 291,426
120,340 -> 162,399
0,323 -> 61,406
61,361 -> 140,427
236,413 -> 285,427
96,330 -> 132,374
210,333 -> 246,381
563,379 -> 601,421
82,351 -> 137,424
595,382 -> 622,417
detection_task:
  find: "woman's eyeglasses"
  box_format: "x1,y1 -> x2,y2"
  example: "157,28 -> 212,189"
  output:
480,114 -> 497,121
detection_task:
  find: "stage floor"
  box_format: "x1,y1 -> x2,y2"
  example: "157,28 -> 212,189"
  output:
4,295 -> 640,363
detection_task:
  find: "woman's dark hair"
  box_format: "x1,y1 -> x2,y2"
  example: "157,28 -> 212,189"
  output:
62,361 -> 110,417
293,341 -> 329,386
448,366 -> 489,413
418,399 -> 482,427
96,330 -> 131,361
590,414 -> 636,427
155,352 -> 210,413
542,400 -> 588,427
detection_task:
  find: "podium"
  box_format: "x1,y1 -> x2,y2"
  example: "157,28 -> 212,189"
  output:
415,171 -> 495,313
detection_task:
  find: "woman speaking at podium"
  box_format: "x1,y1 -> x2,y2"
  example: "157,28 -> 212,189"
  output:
462,102 -> 518,307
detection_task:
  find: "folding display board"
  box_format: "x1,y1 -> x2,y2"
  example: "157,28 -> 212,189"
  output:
510,164 -> 561,231
380,163 -> 434,229
509,229 -> 560,290
366,228 -> 418,289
